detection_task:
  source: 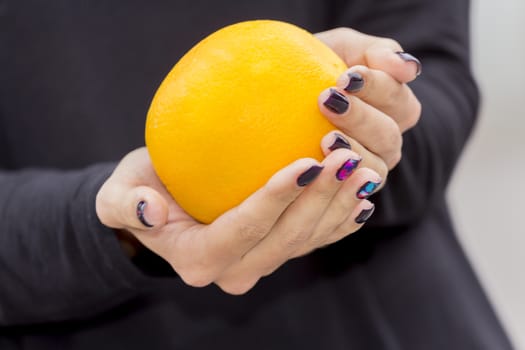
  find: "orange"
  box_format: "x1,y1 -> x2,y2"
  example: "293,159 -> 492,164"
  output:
146,20 -> 347,223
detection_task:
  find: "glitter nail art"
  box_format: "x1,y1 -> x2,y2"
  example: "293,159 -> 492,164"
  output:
356,181 -> 381,199
336,158 -> 361,181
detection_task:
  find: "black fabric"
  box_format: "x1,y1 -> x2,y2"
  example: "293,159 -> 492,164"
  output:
0,0 -> 514,349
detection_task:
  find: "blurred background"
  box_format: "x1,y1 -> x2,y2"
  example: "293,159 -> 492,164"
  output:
448,0 -> 525,348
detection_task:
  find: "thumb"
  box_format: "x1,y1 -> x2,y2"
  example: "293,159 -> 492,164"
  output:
97,183 -> 169,231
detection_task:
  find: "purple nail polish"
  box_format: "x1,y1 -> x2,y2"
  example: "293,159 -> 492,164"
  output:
355,205 -> 375,224
396,51 -> 422,76
356,181 -> 381,199
344,72 -> 364,93
323,88 -> 349,114
137,201 -> 154,228
328,133 -> 352,151
336,158 -> 361,181
297,165 -> 324,187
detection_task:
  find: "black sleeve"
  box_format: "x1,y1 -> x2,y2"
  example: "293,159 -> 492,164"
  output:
0,164 -> 149,326
329,0 -> 479,227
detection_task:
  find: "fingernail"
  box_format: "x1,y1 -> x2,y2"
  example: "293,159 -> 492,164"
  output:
328,133 -> 352,151
344,72 -> 364,93
356,181 -> 381,199
323,88 -> 349,114
136,200 -> 154,228
297,165 -> 324,187
396,51 -> 422,76
355,204 -> 375,224
336,158 -> 361,181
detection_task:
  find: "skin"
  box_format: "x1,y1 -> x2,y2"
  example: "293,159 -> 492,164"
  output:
95,27 -> 421,295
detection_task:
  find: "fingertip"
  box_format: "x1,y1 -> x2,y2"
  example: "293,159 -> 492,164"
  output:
396,51 -> 422,78
321,131 -> 352,155
319,88 -> 350,115
366,47 -> 420,83
125,186 -> 169,230
354,200 -> 375,224
336,66 -> 367,93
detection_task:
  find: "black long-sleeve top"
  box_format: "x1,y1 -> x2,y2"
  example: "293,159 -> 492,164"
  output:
0,0 -> 514,349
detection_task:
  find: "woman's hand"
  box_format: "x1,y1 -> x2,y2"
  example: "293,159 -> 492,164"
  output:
96,140 -> 385,295
316,28 -> 422,169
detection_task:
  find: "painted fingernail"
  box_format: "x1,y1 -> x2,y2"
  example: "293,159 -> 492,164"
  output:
328,133 -> 352,151
356,181 -> 381,199
323,88 -> 349,114
136,200 -> 154,228
355,204 -> 375,224
396,51 -> 422,76
336,158 -> 361,181
297,165 -> 324,187
344,72 -> 364,93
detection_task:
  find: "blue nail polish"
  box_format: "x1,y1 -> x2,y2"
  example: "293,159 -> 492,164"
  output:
356,181 -> 381,199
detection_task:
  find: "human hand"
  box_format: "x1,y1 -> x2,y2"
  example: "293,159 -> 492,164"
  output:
96,143 -> 385,294
316,28 -> 422,169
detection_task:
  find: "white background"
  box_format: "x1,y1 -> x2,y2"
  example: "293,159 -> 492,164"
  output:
448,0 -> 525,348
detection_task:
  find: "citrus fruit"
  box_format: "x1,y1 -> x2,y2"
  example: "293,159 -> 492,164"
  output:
146,20 -> 347,223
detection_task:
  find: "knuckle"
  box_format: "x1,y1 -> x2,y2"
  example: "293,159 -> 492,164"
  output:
237,221 -> 271,244
381,38 -> 402,51
230,207 -> 272,243
218,278 -> 258,295
177,269 -> 214,288
375,157 -> 389,179
308,234 -> 330,250
263,176 -> 300,204
280,228 -> 312,251
387,150 -> 402,170
406,99 -> 422,129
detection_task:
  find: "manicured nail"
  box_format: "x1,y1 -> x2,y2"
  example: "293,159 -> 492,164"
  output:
336,158 -> 361,181
328,133 -> 352,151
136,200 -> 154,228
323,88 -> 349,114
297,165 -> 324,187
396,51 -> 422,76
355,205 -> 375,224
356,181 -> 381,199
344,72 -> 364,93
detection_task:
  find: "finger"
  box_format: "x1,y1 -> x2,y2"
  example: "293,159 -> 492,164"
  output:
336,66 -> 422,132
216,149 -> 361,292
322,131 -> 389,178
315,27 -> 421,82
366,47 -> 422,83
322,199 -> 376,247
97,183 -> 169,231
319,88 -> 402,169
293,168 -> 382,257
175,158 -> 323,288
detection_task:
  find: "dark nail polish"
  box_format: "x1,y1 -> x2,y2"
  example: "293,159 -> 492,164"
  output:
355,205 -> 375,224
356,181 -> 381,199
344,72 -> 364,93
323,88 -> 349,114
336,158 -> 361,181
136,201 -> 154,228
396,51 -> 422,76
328,133 -> 352,151
297,165 -> 324,187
